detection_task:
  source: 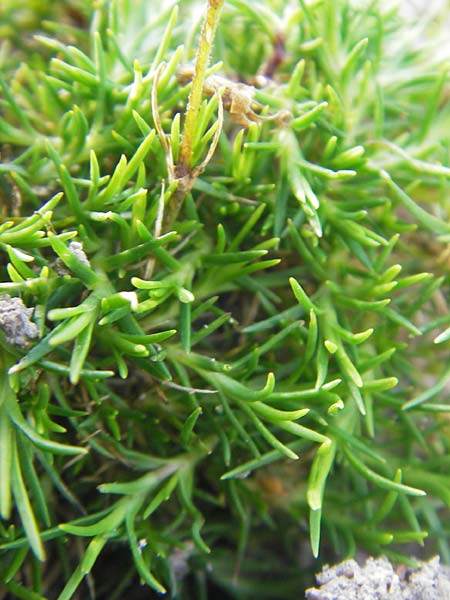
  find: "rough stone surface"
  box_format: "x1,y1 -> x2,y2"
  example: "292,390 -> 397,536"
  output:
305,555 -> 450,600
68,241 -> 90,266
169,541 -> 194,580
54,240 -> 90,275
0,294 -> 39,347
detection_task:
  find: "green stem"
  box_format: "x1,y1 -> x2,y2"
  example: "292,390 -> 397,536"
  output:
177,0 -> 224,175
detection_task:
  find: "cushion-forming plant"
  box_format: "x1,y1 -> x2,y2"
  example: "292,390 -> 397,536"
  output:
0,0 -> 449,598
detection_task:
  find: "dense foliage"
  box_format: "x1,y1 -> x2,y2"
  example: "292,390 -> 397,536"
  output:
0,1 -> 449,598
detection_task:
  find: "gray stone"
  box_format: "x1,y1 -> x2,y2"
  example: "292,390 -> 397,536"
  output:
69,241 -> 90,266
306,555 -> 450,600
0,294 -> 39,347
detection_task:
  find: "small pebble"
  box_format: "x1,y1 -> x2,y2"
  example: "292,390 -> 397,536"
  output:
0,294 -> 39,347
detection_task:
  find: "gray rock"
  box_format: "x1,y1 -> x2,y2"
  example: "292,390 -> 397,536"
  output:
0,294 -> 39,347
54,240 -> 90,275
305,555 -> 450,600
405,556 -> 450,600
69,241 -> 90,266
169,541 -> 194,580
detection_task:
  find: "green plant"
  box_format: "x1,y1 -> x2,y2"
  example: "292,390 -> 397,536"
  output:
0,0 -> 449,598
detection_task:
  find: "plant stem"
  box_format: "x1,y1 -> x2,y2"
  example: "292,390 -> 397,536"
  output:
177,0 -> 225,177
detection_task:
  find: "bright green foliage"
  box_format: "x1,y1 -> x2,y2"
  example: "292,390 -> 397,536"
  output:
0,0 -> 450,598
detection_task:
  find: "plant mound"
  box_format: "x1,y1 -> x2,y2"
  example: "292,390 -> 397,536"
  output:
0,1 -> 449,598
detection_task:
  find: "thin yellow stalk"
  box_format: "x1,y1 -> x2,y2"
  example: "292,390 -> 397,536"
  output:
177,0 -> 225,176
